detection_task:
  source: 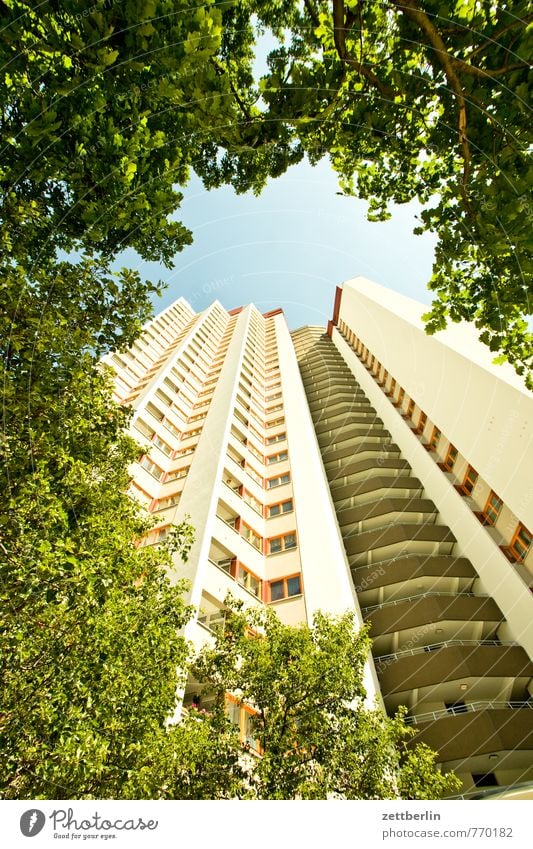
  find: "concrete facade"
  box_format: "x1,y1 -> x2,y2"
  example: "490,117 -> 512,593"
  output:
105,278 -> 533,797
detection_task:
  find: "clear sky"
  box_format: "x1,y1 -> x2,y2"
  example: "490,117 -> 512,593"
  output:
117,157 -> 438,330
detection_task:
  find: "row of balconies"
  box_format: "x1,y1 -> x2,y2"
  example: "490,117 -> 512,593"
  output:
297,331 -> 533,790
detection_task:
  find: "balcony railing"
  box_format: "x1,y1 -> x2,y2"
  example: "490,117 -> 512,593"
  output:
362,591 -> 487,615
405,700 -> 533,725
375,639 -> 518,664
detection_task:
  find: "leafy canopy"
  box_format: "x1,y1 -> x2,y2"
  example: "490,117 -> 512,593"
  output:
1,1 -> 530,382
192,601 -> 461,799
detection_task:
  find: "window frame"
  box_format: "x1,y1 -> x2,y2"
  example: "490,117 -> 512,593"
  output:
266,472 -> 291,489
483,490 -> 503,526
266,498 -> 294,518
267,531 -> 297,555
268,573 -> 302,602
443,443 -> 458,471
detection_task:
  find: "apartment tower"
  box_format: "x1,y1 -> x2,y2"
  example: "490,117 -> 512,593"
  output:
105,277 -> 533,797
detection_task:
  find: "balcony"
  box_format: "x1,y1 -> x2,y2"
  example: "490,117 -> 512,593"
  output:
352,553 -> 476,605
364,593 -> 503,650
337,496 -> 438,535
407,703 -> 533,765
346,521 -> 456,567
376,642 -> 533,702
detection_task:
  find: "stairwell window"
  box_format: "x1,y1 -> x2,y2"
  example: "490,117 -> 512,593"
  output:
268,574 -> 302,601
460,465 -> 478,495
429,426 -> 441,450
415,411 -> 427,435
483,490 -> 503,525
443,443 -> 458,471
506,523 -> 532,563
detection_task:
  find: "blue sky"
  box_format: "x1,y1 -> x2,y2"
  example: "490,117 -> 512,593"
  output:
118,157 -> 438,330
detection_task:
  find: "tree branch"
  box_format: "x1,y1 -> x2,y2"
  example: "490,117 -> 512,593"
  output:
452,60 -> 530,79
389,0 -> 472,207
210,58 -> 252,121
303,0 -> 320,27
332,0 -> 398,99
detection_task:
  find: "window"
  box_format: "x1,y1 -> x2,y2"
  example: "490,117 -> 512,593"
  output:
268,532 -> 296,554
394,387 -> 405,408
443,443 -> 458,471
241,522 -> 263,551
415,411 -> 427,434
267,472 -> 291,489
266,417 -> 284,429
152,434 -> 173,456
269,574 -> 302,601
236,564 -> 261,598
268,532 -> 297,554
153,493 -> 180,511
155,389 -> 173,408
387,378 -> 396,397
429,426 -> 441,450
483,491 -> 503,525
165,466 -> 188,482
140,456 -> 164,481
134,418 -> 155,440
266,450 -> 288,465
405,398 -> 415,419
225,696 -> 261,753
267,499 -> 293,518
460,465 -> 478,495
265,432 -> 286,445
506,523 -> 532,563
146,402 -> 165,422
245,464 -> 263,487
242,489 -> 263,515
445,701 -> 468,715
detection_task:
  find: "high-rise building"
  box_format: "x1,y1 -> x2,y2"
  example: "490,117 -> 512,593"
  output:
104,277 -> 533,797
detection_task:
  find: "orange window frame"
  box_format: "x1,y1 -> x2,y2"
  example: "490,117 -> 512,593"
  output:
443,443 -> 458,471
429,426 -> 441,450
508,523 -> 532,562
267,531 -> 297,554
460,464 -> 478,495
483,490 -> 503,525
268,573 -> 302,602
266,498 -> 294,518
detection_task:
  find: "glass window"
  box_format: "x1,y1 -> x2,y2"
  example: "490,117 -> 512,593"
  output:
484,491 -> 503,525
287,575 -> 301,596
461,465 -> 478,495
269,580 -> 285,601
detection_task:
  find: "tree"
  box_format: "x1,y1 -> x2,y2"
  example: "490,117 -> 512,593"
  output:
192,602 -> 461,799
2,2 -> 530,381
204,0 -> 532,385
0,0 -> 298,267
0,253 -> 200,799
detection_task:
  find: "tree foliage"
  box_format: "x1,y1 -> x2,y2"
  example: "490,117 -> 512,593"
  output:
192,602 -> 460,799
222,0 -> 532,384
1,1 -> 530,382
0,253 -> 198,798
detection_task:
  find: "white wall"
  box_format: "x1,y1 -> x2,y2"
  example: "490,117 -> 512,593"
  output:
332,326 -> 533,660
338,278 -> 533,531
278,319 -> 383,704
